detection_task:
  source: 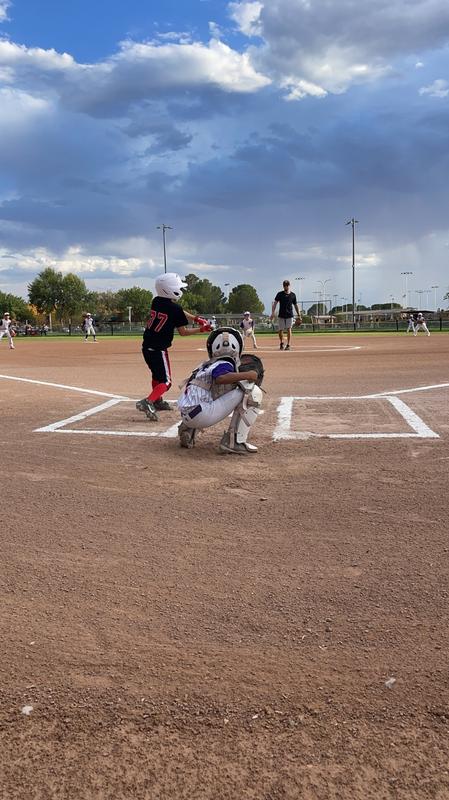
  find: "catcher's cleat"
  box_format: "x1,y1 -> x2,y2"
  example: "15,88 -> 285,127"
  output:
178,422 -> 196,449
153,399 -> 172,411
135,398 -> 158,421
219,431 -> 258,455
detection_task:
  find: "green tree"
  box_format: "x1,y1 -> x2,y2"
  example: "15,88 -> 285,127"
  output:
227,284 -> 264,314
180,275 -> 225,314
0,291 -> 36,322
116,286 -> 153,324
28,267 -> 63,318
58,273 -> 88,322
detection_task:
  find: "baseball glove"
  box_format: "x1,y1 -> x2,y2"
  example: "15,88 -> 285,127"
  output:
294,316 -> 302,327
238,353 -> 264,386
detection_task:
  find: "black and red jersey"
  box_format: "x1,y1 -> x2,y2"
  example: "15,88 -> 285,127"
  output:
142,296 -> 189,350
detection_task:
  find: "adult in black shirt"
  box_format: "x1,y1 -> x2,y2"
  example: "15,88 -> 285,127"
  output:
271,279 -> 302,350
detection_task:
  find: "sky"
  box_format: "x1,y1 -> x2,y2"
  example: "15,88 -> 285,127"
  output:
1,0 -> 449,312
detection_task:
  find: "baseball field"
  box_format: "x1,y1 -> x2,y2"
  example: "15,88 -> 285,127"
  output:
1,331 -> 448,799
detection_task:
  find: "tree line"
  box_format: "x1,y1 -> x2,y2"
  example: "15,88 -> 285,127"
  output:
2,267 -> 449,324
2,267 -> 265,324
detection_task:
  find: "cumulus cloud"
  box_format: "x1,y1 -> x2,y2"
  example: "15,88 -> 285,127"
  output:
0,0 -> 11,22
0,37 -> 271,120
229,0 -> 449,97
419,78 -> 449,97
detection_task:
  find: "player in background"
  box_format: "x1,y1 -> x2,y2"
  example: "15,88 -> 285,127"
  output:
82,313 -> 97,342
414,312 -> 430,337
0,312 -> 15,350
406,314 -> 415,334
271,279 -> 302,350
136,272 -> 212,421
177,327 -> 263,454
240,311 -> 258,349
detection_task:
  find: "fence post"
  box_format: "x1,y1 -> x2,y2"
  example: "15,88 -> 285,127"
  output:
110,323 -> 114,336
440,317 -> 443,331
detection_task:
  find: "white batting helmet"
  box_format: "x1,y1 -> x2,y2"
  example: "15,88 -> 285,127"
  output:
154,272 -> 187,301
206,327 -> 243,363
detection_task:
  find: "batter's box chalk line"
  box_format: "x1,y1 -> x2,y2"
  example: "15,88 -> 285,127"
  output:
0,374 -> 447,442
273,388 -> 445,441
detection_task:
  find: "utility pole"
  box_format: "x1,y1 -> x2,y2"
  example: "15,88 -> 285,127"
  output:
157,224 -> 172,273
346,218 -> 359,330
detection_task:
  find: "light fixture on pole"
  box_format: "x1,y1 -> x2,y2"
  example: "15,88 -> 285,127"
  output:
346,217 -> 359,330
295,276 -> 305,311
157,224 -> 172,273
431,285 -> 439,311
400,271 -> 413,308
317,279 -> 331,315
313,291 -> 322,317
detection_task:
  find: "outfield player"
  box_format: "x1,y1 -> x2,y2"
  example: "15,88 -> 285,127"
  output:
414,312 -> 430,336
177,327 -> 262,454
0,312 -> 15,350
82,313 -> 97,342
136,273 -> 212,421
240,311 -> 258,349
406,314 -> 415,334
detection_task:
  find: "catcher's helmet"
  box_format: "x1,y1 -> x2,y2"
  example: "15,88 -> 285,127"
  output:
207,327 -> 243,362
155,272 -> 187,301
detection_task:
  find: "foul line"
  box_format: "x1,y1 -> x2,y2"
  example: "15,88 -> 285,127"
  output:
0,373 -> 130,400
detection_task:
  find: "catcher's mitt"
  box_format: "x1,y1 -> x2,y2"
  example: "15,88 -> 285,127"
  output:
238,353 -> 264,386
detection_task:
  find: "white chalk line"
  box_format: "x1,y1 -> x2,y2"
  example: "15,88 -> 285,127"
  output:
273,394 -> 440,441
196,346 -> 362,353
0,372 -> 445,442
0,373 -> 130,400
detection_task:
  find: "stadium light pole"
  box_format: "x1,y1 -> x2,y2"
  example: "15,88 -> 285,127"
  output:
295,276 -> 305,311
157,224 -> 172,273
416,289 -> 424,309
401,271 -> 413,308
346,217 -> 358,330
431,285 -> 439,311
317,279 -> 331,315
313,290 -> 322,317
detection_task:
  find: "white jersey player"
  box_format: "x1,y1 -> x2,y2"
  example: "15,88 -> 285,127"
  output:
406,315 -> 415,333
82,313 -> 97,342
177,327 -> 263,454
240,311 -> 258,349
414,313 -> 430,336
0,312 -> 15,349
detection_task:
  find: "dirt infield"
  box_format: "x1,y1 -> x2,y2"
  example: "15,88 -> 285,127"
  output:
1,332 -> 449,799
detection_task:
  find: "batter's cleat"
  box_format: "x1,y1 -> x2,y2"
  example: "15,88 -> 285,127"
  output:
135,398 -> 158,421
153,399 -> 172,411
285,344 -> 290,351
279,342 -> 284,350
219,431 -> 258,455
178,422 -> 196,449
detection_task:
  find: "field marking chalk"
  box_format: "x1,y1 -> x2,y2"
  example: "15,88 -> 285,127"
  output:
273,394 -> 440,441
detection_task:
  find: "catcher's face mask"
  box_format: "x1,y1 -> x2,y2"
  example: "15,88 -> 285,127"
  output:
207,327 -> 243,362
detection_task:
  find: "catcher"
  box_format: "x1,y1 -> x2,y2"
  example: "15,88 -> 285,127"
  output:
177,327 -> 264,455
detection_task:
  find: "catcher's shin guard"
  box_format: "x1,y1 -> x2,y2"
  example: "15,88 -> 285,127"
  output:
220,383 -> 262,454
